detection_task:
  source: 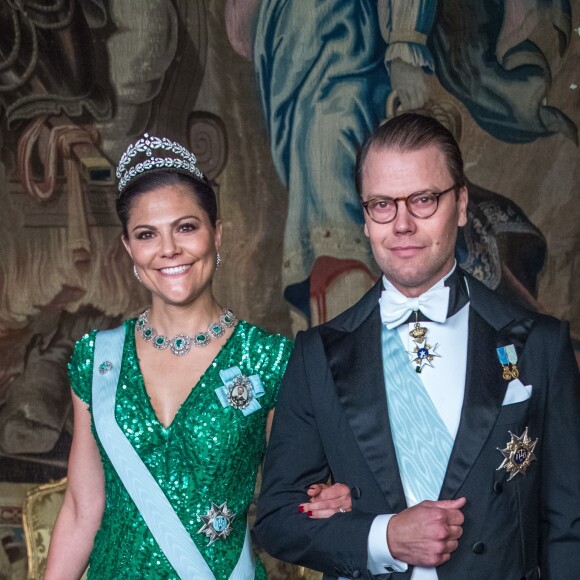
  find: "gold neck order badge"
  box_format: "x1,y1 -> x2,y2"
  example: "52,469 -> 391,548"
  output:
407,312 -> 440,373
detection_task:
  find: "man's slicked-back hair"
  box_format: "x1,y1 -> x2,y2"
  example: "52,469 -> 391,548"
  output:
354,113 -> 466,196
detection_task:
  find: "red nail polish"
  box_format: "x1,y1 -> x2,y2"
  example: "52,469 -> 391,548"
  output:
307,511 -> 313,517
298,505 -> 304,513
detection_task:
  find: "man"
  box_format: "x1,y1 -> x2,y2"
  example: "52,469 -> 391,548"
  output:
255,113 -> 580,579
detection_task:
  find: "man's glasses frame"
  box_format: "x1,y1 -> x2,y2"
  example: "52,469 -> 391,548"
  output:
361,184 -> 459,224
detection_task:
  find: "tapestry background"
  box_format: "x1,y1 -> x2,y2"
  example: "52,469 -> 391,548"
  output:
0,1 -> 578,577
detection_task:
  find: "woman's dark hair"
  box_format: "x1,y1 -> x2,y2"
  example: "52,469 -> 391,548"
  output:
354,113 -> 466,196
116,171 -> 218,237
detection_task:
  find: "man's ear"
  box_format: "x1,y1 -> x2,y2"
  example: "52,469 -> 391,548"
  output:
457,186 -> 468,228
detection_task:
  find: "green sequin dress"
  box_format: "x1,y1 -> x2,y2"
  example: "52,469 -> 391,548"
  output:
69,319 -> 293,579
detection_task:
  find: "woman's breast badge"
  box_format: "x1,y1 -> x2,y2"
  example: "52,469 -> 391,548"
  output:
215,366 -> 265,416
198,502 -> 236,545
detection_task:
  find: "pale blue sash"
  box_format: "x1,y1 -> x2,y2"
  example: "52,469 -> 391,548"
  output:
92,326 -> 255,579
381,325 -> 454,504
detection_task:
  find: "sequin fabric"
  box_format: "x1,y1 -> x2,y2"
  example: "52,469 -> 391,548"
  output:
69,319 -> 293,579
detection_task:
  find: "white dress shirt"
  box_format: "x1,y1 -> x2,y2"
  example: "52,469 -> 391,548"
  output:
366,270 -> 470,579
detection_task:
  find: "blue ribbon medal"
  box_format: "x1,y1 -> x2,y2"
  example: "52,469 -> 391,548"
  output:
496,344 -> 519,380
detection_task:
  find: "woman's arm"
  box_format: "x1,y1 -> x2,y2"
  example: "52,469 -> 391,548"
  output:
45,391 -> 105,580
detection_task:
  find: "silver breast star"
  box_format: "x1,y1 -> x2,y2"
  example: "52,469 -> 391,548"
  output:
197,502 -> 236,545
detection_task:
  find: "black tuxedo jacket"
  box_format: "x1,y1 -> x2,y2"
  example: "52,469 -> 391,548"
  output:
255,274 -> 580,579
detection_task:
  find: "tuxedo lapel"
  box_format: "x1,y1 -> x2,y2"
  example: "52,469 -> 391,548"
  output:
320,287 -> 407,513
439,307 -> 507,499
440,273 -> 536,499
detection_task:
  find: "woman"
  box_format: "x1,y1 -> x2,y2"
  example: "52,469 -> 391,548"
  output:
45,134 -> 350,579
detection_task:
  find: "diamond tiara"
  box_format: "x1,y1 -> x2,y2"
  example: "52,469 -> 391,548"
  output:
116,133 -> 205,194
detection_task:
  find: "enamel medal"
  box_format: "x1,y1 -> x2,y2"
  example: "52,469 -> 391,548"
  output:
497,427 -> 538,480
227,374 -> 254,410
407,313 -> 440,373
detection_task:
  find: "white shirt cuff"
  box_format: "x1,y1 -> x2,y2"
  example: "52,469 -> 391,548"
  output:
367,514 -> 408,575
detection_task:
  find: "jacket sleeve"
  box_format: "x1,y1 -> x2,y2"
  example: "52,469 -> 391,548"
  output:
539,320 -> 580,577
254,330 -> 379,579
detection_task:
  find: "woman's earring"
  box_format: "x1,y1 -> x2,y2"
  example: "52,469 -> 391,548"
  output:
216,251 -> 222,270
133,264 -> 142,283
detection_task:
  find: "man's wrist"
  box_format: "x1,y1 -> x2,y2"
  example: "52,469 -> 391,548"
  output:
367,514 -> 408,574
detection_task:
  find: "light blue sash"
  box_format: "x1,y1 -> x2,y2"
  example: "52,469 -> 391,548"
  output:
92,326 -> 255,579
381,325 -> 454,503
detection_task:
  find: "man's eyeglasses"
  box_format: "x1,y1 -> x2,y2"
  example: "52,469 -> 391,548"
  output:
361,184 -> 459,224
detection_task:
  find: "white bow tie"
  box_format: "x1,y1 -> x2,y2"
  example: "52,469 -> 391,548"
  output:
379,285 -> 450,329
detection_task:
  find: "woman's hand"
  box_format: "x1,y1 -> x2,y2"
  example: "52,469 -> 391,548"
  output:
298,483 -> 352,518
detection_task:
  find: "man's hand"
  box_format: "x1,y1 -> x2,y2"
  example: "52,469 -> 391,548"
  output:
298,483 -> 352,518
388,498 -> 466,567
